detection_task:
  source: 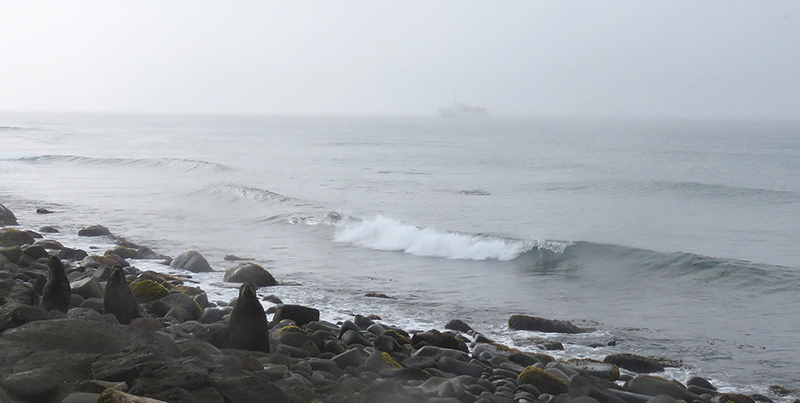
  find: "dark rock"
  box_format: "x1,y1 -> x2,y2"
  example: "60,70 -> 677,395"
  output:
56,248 -> 88,261
223,262 -> 277,286
365,292 -> 394,299
353,314 -> 375,330
508,315 -> 585,334
438,356 -> 484,378
711,394 -> 757,403
36,208 -> 55,214
625,375 -> 698,401
1,246 -> 23,264
77,225 -> 112,237
25,230 -> 43,239
199,307 -> 224,324
263,294 -> 283,304
0,228 -> 34,247
0,203 -> 18,225
0,368 -> 58,400
34,239 -> 63,250
21,244 -> 49,259
340,329 -> 371,346
212,373 -> 288,403
170,250 -> 214,273
272,304 -> 320,327
66,307 -> 105,322
39,226 -> 60,233
156,293 -> 202,321
686,377 -> 716,391
446,319 -> 475,333
2,318 -> 180,356
127,357 -> 212,396
69,276 -> 104,300
401,355 -> 437,369
11,305 -> 49,326
332,348 -> 364,369
517,366 -> 568,395
604,354 -> 665,374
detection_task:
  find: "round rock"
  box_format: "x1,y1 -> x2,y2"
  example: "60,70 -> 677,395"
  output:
170,250 -> 214,273
223,262 -> 277,286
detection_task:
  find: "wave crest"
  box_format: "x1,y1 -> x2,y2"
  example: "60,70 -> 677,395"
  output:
334,216 -> 566,261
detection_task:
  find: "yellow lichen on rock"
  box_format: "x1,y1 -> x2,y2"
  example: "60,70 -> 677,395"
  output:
381,352 -> 403,369
517,366 -> 568,395
130,279 -> 170,303
383,329 -> 411,345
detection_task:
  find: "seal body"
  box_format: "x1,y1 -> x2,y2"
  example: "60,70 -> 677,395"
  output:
228,282 -> 270,352
40,256 -> 71,313
103,267 -> 141,324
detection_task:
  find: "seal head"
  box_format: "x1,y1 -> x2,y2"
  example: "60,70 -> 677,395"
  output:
227,282 -> 270,352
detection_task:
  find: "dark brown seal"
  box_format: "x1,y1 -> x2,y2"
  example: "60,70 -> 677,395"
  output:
227,282 -> 270,352
103,267 -> 141,325
40,256 -> 71,313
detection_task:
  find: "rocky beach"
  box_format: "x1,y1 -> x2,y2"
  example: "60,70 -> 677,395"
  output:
0,202 -> 796,403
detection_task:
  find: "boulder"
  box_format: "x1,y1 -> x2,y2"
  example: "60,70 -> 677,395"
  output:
223,262 -> 277,286
70,277 -> 105,300
39,226 -> 60,233
272,304 -> 319,327
21,244 -> 50,259
77,225 -> 113,237
517,366 -> 568,395
624,375 -> 698,401
0,228 -> 34,247
0,203 -> 18,225
152,293 -> 202,320
94,389 -> 170,403
604,353 -> 665,374
170,251 -> 214,273
508,314 -> 585,333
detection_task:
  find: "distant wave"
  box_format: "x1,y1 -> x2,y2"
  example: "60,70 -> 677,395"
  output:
334,215 -> 569,261
194,183 -> 296,204
17,155 -> 231,172
643,181 -> 800,202
521,241 -> 800,292
0,126 -> 26,130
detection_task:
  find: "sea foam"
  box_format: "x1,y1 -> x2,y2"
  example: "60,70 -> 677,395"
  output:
334,215 -> 532,261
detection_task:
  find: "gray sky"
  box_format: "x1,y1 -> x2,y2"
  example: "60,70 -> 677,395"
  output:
1,1 -> 798,118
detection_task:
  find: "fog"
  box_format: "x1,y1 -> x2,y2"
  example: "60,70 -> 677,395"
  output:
1,1 -> 798,118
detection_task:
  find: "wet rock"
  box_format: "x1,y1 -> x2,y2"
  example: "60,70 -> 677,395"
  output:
508,315 -> 585,334
34,239 -> 63,250
78,225 -> 113,237
21,244 -> 49,259
446,319 -> 475,334
625,375 -> 698,401
36,208 -> 55,214
10,305 -> 49,326
0,203 -> 18,225
517,366 -> 568,395
686,377 -> 716,391
604,354 -> 665,374
70,276 -> 105,300
0,228 -> 34,247
127,357 -> 212,396
272,304 -> 320,327
711,394 -> 757,403
223,262 -> 277,286
39,226 -> 60,233
170,250 -> 214,273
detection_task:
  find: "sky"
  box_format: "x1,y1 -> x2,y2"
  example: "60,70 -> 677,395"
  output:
0,1 -> 798,118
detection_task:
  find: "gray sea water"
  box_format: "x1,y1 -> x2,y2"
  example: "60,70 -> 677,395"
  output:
1,113 -> 799,398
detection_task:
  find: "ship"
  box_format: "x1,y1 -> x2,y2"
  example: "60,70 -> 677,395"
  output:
438,95 -> 489,117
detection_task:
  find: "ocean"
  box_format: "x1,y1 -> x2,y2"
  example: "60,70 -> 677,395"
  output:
1,113 -> 799,398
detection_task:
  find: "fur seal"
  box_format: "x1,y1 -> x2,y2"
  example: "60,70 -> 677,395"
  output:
227,282 -> 270,352
103,267 -> 141,325
40,256 -> 71,313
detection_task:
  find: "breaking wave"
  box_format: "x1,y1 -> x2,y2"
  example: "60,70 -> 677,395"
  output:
334,215 -> 568,261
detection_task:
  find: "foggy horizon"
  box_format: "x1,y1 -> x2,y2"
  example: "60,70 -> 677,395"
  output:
1,1 -> 799,119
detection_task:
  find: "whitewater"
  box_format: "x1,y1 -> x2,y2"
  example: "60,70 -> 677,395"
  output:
1,113 -> 799,398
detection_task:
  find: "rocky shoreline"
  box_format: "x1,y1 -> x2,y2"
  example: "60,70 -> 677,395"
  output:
0,202 -> 796,403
